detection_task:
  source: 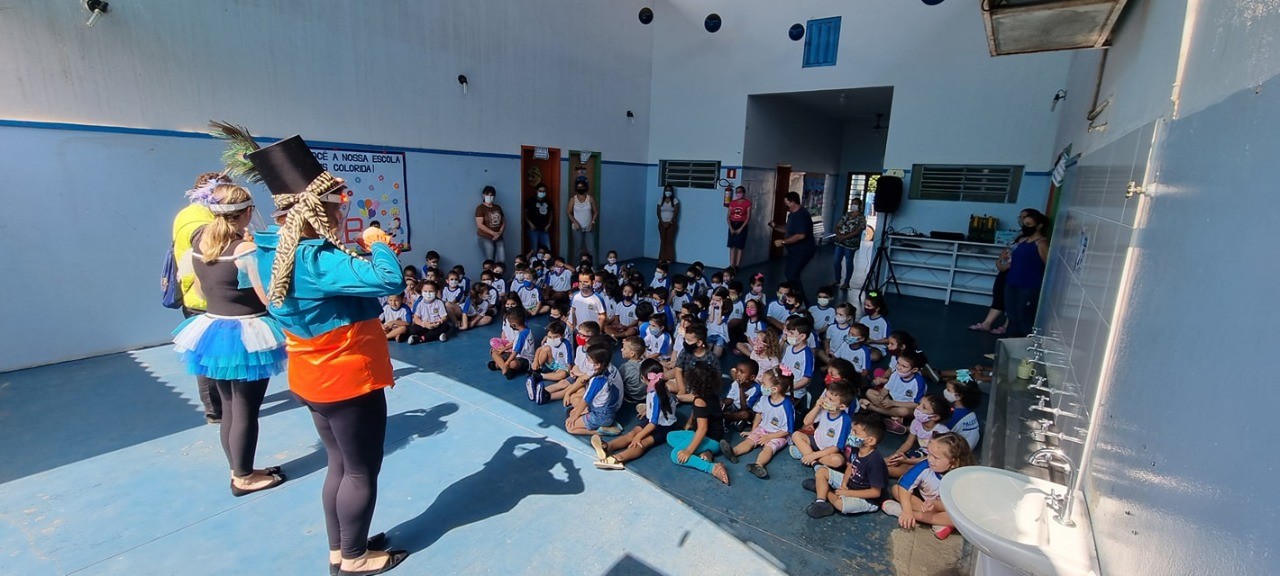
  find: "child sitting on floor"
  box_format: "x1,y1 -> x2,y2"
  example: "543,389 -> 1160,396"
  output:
672,322 -> 716,399
944,377 -> 982,450
524,320 -> 574,403
721,367 -> 796,480
805,414 -> 890,518
724,358 -> 763,427
789,387 -> 853,470
780,316 -> 817,406
459,283 -> 494,331
565,345 -> 624,436
665,364 -> 731,485
618,336 -> 647,404
591,359 -> 678,470
408,281 -> 451,344
883,432 -> 975,540
734,299 -> 769,355
809,285 -> 838,336
751,326 -> 783,376
489,308 -> 534,380
862,349 -> 928,435
640,313 -> 672,364
886,393 -> 953,477
603,283 -> 640,339
704,287 -> 731,358
859,292 -> 891,361
380,293 -> 411,342
836,323 -> 874,381
516,267 -> 548,316
816,303 -> 855,365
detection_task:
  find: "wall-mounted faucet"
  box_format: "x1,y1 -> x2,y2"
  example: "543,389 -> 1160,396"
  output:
1029,395 -> 1082,419
1028,376 -> 1079,396
1028,447 -> 1079,527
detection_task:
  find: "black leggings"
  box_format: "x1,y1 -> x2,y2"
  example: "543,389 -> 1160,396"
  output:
212,378 -> 270,477
304,389 -> 388,559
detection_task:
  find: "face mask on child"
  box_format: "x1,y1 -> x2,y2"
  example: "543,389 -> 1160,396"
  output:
817,297 -> 831,307
821,400 -> 839,412
787,334 -> 803,346
845,335 -> 862,345
943,390 -> 958,403
608,257 -> 617,264
547,337 -> 562,348
913,408 -> 935,423
824,373 -> 837,385
848,435 -> 865,448
835,314 -> 849,324
422,293 -> 437,302
575,334 -> 588,347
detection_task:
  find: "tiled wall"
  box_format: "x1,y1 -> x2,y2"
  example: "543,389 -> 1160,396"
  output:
1037,120 -> 1157,489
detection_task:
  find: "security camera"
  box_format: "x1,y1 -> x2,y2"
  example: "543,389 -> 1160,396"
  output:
84,0 -> 109,27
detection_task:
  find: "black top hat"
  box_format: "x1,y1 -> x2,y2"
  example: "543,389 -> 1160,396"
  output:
247,135 -> 342,197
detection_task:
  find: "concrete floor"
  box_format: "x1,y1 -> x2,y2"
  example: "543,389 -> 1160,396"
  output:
0,247 -> 1002,575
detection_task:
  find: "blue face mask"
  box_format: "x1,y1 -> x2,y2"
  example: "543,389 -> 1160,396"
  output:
521,280 -> 533,288
848,435 -> 865,448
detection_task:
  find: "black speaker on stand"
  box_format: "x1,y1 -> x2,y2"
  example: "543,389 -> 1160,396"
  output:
861,176 -> 903,301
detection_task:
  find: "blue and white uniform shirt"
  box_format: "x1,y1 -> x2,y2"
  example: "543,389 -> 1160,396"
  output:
814,411 -> 852,452
780,343 -> 815,400
756,396 -> 796,435
858,315 -> 891,354
640,323 -> 672,360
886,372 -> 927,405
645,389 -> 679,427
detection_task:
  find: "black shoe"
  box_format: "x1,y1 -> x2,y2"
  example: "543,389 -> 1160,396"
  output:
505,370 -> 522,381
206,415 -> 221,425
806,500 -> 836,518
488,361 -> 499,371
719,439 -> 738,464
337,550 -> 409,576
747,463 -> 769,479
329,534 -> 390,576
802,478 -> 817,492
230,473 -> 285,497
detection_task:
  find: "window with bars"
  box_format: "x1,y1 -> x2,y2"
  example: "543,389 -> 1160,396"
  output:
908,164 -> 1023,203
659,160 -> 721,189
846,173 -> 880,213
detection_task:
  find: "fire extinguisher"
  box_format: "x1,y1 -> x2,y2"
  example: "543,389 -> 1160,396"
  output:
719,178 -> 732,207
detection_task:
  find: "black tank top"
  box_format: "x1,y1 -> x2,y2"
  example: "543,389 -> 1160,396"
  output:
191,228 -> 266,317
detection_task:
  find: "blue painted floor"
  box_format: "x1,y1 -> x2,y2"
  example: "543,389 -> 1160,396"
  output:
0,249 -> 997,575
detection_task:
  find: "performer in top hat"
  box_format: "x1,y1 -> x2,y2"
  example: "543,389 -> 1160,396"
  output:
212,122 -> 408,576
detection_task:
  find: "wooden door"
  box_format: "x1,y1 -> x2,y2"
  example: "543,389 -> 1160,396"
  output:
520,146 -> 562,257
770,165 -> 792,259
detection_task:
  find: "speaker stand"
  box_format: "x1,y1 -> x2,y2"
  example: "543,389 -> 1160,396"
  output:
860,213 -> 901,301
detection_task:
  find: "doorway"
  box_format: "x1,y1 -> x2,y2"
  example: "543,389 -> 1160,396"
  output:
567,150 -> 601,259
770,165 -> 792,259
520,146 -> 561,257
845,172 -> 881,240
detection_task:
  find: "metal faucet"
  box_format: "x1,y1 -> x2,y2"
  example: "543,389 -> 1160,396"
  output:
1028,447 -> 1078,527
1028,376 -> 1078,396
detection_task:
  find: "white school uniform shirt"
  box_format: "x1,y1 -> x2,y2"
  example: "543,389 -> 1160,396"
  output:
744,290 -> 766,306
726,380 -> 763,412
766,300 -> 791,324
544,339 -> 574,370
729,299 -> 745,321
886,372 -> 927,405
670,292 -> 690,314
569,290 -> 607,328
649,273 -> 671,291
705,303 -> 730,342
517,284 -> 541,311
490,277 -> 507,295
414,298 -> 448,324
744,318 -> 769,343
910,420 -> 951,454
814,411 -> 853,452
501,318 -> 518,342
484,289 -> 499,309
442,284 -> 465,304
780,343 -> 815,400
584,372 -> 622,412
755,396 -> 796,435
512,327 -> 536,361
689,277 -> 710,298
947,408 -> 981,450
809,305 -> 837,335
900,461 -> 945,503
548,268 -> 573,292
611,299 -> 638,327
858,314 -> 891,354
603,262 -> 620,276
461,297 -> 490,318
645,389 -> 679,427
640,323 -> 672,360
380,304 -> 411,324
825,322 -> 852,353
836,343 -> 874,375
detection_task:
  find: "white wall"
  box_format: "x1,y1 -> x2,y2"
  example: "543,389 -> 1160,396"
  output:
0,0 -> 654,162
648,0 -> 1071,170
743,96 -> 844,174
1040,0 -> 1280,574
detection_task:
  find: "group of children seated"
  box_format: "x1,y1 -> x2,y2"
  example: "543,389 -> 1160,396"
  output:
376,247 -> 986,539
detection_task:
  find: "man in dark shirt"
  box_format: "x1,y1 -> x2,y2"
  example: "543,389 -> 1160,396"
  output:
770,191 -> 816,303
525,182 -> 554,254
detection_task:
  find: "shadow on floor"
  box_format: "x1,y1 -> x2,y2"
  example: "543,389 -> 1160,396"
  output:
387,435 -> 584,552
278,403 -> 459,479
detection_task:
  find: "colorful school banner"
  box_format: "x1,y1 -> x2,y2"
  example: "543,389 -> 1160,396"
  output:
311,147 -> 410,252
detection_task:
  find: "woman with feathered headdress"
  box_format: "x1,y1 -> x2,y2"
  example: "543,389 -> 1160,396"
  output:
210,122 -> 408,575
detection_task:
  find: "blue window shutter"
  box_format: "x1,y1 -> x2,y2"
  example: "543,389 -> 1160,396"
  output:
803,17 -> 841,68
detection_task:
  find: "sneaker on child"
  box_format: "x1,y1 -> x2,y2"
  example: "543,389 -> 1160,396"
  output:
881,499 -> 903,517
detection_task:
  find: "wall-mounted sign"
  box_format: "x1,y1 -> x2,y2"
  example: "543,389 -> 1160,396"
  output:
534,146 -> 549,160
312,147 -> 410,253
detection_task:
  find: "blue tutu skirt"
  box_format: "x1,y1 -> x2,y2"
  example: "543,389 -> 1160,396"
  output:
172,313 -> 288,381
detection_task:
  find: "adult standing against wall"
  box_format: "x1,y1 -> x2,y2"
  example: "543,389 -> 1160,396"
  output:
1000,210 -> 1050,338
475,185 -> 507,264
656,184 -> 680,263
214,124 -> 409,576
172,179 -> 288,496
726,185 -> 751,268
567,177 -> 598,259
970,208 -> 1034,335
770,191 -> 817,302
832,198 -> 867,290
525,182 -> 553,254
173,172 -> 221,424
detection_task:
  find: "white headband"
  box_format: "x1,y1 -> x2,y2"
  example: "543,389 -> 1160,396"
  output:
209,200 -> 254,214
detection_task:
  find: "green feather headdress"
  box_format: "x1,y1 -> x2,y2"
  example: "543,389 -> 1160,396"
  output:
208,120 -> 262,184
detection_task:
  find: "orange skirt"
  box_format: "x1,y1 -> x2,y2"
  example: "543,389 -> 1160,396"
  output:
285,318 -> 394,403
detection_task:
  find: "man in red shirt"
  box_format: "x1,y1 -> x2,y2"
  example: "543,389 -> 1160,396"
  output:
726,185 -> 752,268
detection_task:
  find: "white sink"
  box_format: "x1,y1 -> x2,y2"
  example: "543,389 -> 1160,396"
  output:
940,466 -> 1100,576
